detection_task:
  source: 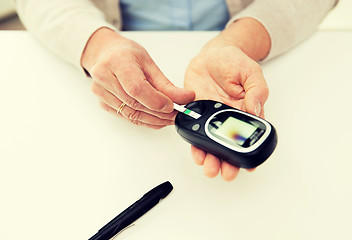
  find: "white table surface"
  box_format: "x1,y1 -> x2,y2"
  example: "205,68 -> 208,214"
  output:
1,31 -> 352,240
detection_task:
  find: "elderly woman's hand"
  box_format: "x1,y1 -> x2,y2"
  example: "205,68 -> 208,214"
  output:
184,18 -> 271,181
82,27 -> 195,129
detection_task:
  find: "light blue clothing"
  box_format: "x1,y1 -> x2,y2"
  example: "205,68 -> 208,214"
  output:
120,0 -> 230,31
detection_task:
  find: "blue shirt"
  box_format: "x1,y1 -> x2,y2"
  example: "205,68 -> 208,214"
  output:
120,0 -> 230,31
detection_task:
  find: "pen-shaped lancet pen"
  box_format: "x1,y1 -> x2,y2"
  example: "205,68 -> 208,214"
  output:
88,181 -> 173,240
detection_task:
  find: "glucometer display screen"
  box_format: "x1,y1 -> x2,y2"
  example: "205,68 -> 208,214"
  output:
212,117 -> 257,145
208,111 -> 266,148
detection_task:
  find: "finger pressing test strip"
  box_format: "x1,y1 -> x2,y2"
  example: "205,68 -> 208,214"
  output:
173,103 -> 201,119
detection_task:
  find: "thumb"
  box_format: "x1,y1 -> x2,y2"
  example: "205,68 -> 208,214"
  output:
243,76 -> 269,118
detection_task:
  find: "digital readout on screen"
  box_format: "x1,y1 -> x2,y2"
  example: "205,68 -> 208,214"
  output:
210,117 -> 257,146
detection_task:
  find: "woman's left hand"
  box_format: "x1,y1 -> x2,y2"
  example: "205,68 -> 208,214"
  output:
184,23 -> 270,181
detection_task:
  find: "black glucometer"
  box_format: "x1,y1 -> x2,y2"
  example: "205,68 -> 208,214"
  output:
174,100 -> 278,169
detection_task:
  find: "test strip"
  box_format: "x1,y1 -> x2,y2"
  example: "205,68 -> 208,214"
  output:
173,103 -> 201,119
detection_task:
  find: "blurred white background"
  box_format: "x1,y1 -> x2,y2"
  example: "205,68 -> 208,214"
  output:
0,0 -> 352,30
319,0 -> 352,30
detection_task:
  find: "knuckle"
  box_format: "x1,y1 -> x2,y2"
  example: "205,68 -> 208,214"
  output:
262,85 -> 269,95
250,61 -> 262,73
126,81 -> 143,98
119,64 -> 135,75
126,109 -> 142,121
130,119 -> 140,126
91,71 -> 104,84
91,82 -> 103,96
99,101 -> 110,112
154,100 -> 169,111
104,53 -> 117,64
90,66 -> 103,79
128,118 -> 142,126
90,66 -> 111,84
261,86 -> 270,100
125,98 -> 143,111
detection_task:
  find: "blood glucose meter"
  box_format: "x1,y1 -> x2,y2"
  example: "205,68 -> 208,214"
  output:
174,100 -> 278,169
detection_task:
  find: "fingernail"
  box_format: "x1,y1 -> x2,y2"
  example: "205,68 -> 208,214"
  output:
255,101 -> 261,116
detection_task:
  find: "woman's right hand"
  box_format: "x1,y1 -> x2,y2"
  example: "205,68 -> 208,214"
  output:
81,27 -> 195,129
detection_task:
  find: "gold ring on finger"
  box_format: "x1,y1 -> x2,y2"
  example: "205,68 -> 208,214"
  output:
117,102 -> 126,114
